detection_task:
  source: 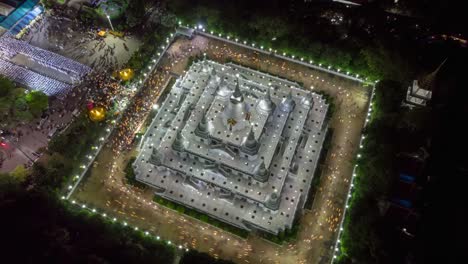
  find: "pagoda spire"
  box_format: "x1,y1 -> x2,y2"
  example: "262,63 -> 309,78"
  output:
418,58 -> 447,91
242,127 -> 260,155
253,161 -> 269,182
231,79 -> 244,103
172,131 -> 185,152
265,88 -> 272,102
265,192 -> 280,210
279,90 -> 295,112
195,112 -> 210,138
149,148 -> 163,166
257,87 -> 275,113
247,127 -> 256,142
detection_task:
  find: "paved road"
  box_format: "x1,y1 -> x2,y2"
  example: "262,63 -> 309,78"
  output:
0,85 -> 88,173
23,12 -> 141,72
73,35 -> 370,264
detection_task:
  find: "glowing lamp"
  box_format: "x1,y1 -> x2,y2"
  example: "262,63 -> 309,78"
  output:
119,68 -> 134,81
89,106 -> 107,122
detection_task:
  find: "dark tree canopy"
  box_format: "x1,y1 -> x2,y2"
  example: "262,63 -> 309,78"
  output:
0,176 -> 175,264
0,77 -> 48,127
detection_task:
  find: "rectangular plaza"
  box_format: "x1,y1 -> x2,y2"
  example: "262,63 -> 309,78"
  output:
133,60 -> 329,235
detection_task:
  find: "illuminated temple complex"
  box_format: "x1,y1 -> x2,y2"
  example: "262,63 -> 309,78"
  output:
133,60 -> 329,234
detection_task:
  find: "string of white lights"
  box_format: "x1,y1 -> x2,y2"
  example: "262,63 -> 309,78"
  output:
59,23 -> 378,260
63,31 -> 179,200
330,82 -> 377,262
177,21 -> 373,85
61,197 -> 190,252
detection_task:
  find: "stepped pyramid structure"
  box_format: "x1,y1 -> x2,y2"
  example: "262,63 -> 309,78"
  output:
405,59 -> 446,107
133,60 -> 329,234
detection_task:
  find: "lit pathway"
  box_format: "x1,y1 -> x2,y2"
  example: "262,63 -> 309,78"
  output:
73,35 -> 370,264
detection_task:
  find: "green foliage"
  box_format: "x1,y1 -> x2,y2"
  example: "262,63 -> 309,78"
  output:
338,80 -> 428,263
0,166 -> 30,185
25,91 -> 49,117
361,45 -> 412,81
10,88 -> 27,98
124,26 -> 171,77
40,0 -> 55,9
0,75 -> 14,97
79,6 -> 104,27
169,1 -> 418,82
0,180 -> 175,263
31,153 -> 73,191
160,13 -> 177,28
0,76 -> 48,127
248,16 -> 290,41
0,97 -> 12,117
96,0 -> 128,20
308,42 -> 324,59
321,48 -> 352,70
9,165 -> 30,182
0,173 -> 23,195
14,110 -> 34,122
14,97 -> 28,111
195,6 -> 221,27
123,0 -> 145,28
33,113 -> 106,192
49,114 -> 105,161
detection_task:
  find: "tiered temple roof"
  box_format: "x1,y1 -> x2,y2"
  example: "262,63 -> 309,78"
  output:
133,60 -> 329,234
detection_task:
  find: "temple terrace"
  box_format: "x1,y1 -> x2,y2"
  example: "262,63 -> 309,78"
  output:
133,60 -> 329,235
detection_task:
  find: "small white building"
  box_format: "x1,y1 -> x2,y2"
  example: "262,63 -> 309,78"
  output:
405,79 -> 433,107
404,59 -> 446,107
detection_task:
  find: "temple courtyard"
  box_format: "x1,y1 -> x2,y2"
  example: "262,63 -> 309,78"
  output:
72,34 -> 371,264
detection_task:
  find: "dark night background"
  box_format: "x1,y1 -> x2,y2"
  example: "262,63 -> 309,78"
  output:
1,0 -> 467,263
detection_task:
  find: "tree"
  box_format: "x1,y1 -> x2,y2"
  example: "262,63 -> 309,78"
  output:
10,165 -> 30,182
25,91 -> 48,117
0,173 -> 22,195
373,80 -> 406,118
160,13 -> 177,28
10,88 -> 27,98
321,48 -> 352,69
0,97 -> 12,117
39,0 -> 55,9
14,110 -> 34,122
31,153 -> 72,190
0,75 -> 14,97
308,42 -> 324,59
397,107 -> 430,134
14,97 -> 28,112
0,182 -> 175,264
248,16 -> 289,41
125,0 -> 146,28
361,45 -> 411,81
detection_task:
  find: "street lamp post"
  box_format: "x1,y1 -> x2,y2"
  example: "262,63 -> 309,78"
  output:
106,15 -> 114,31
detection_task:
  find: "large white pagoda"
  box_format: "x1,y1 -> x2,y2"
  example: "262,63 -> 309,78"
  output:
133,60 -> 329,234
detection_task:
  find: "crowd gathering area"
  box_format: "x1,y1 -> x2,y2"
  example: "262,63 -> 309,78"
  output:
0,36 -> 91,98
